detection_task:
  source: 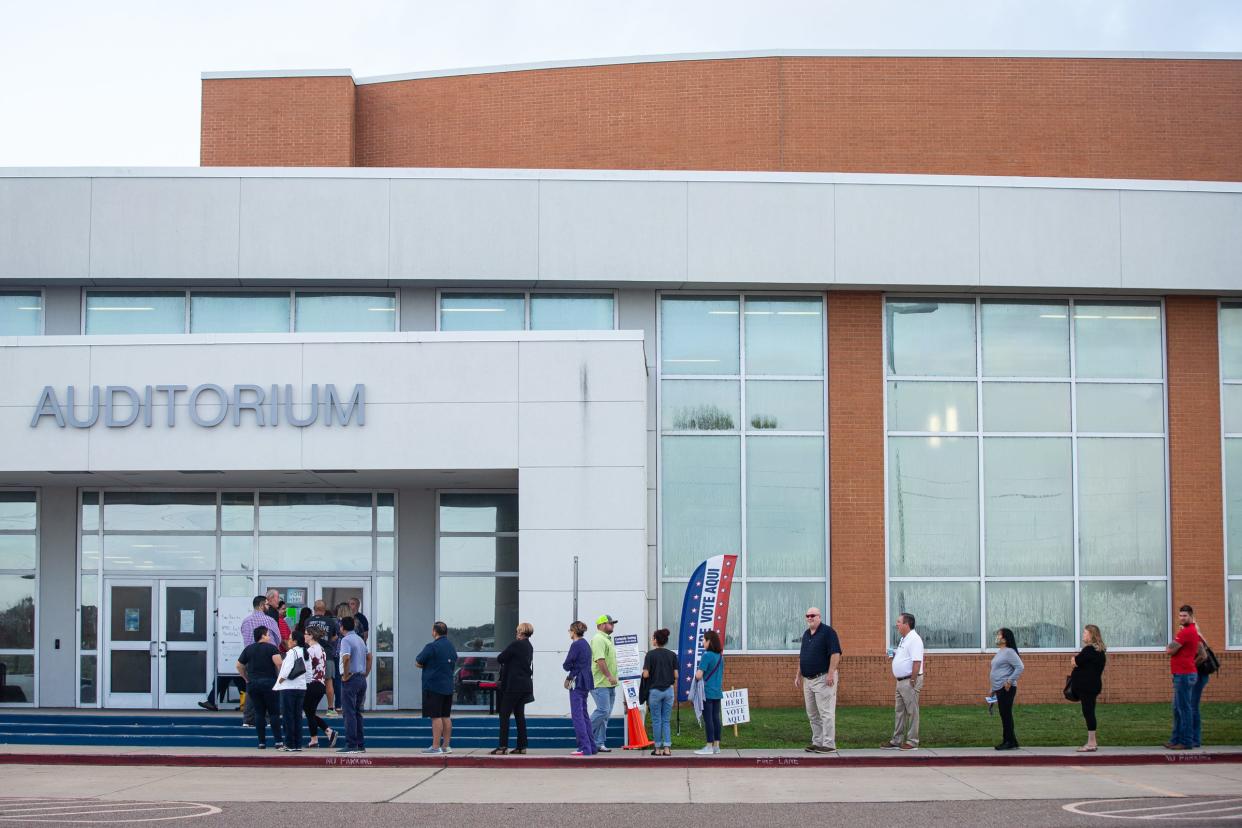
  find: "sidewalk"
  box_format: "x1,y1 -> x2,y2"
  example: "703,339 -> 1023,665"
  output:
2,742 -> 1239,769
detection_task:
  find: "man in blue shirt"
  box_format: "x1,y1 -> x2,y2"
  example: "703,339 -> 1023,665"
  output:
416,621 -> 458,755
794,606 -> 842,753
337,615 -> 371,754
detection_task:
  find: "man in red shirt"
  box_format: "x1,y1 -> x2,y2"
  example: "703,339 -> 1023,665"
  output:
1164,604 -> 1202,750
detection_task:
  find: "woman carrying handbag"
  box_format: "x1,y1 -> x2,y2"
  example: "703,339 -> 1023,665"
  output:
275,636 -> 310,752
1068,624 -> 1107,752
492,622 -> 535,755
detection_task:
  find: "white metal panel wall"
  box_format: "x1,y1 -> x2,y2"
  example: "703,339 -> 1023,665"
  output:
1,170 -> 1239,292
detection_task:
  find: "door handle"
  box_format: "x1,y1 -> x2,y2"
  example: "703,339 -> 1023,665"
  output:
158,642 -> 167,658
149,641 -> 158,657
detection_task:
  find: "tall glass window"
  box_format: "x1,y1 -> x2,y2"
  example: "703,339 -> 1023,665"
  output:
659,294 -> 827,651
439,292 -> 615,332
0,491 -> 37,706
1222,302 -> 1242,647
886,298 -> 1168,650
0,292 -> 42,335
437,493 -> 519,708
78,490 -> 396,707
85,291 -> 398,334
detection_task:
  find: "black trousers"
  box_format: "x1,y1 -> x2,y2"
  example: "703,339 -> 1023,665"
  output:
497,693 -> 528,749
1080,693 -> 1099,731
304,681 -> 330,738
996,685 -> 1018,745
248,680 -> 282,745
206,675 -> 245,706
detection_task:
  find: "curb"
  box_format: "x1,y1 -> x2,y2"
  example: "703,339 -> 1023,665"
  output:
2,751 -> 1239,770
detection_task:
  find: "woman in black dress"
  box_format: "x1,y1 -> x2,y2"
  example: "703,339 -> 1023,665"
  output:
492,622 -> 534,755
1070,623 -> 1107,752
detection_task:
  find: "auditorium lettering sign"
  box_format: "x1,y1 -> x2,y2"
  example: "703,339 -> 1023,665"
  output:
30,384 -> 366,428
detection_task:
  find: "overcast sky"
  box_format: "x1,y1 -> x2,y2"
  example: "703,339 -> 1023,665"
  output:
0,0 -> 1238,166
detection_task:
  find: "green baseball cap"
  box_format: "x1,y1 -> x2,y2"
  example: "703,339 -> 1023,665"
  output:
595,613 -> 618,625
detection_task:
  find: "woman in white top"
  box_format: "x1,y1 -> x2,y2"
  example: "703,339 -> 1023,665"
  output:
275,633 -> 310,752
302,624 -> 337,749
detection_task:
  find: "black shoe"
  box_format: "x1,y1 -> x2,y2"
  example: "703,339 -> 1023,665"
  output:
995,741 -> 1017,751
490,747 -> 508,755
512,748 -> 527,755
257,743 -> 266,750
198,701 -> 218,712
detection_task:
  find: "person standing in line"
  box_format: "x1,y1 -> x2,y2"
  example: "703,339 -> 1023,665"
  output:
216,595 -> 281,725
348,596 -> 370,643
493,622 -> 535,755
795,606 -> 842,754
337,615 -> 371,754
275,625 -> 309,752
563,620 -> 596,756
694,630 -> 725,756
292,607 -> 312,646
1165,604 -> 1202,751
642,628 -> 679,757
990,628 -> 1024,750
882,612 -> 924,751
415,621 -> 459,755
301,624 -> 337,749
589,613 -> 619,753
236,626 -> 283,749
309,600 -> 340,714
334,602 -> 352,711
1070,624 -> 1107,752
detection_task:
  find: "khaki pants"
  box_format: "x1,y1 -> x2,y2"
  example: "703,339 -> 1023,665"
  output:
802,672 -> 838,748
891,674 -> 923,746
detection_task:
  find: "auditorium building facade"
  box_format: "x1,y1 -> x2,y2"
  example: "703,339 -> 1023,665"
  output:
1,51 -> 1239,713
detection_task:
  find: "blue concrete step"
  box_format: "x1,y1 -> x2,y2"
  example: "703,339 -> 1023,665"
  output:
0,712 -> 624,749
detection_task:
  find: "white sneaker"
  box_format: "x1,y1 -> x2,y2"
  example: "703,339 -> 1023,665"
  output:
442,746 -> 452,755
694,745 -> 714,755
712,745 -> 721,754
421,746 -> 443,755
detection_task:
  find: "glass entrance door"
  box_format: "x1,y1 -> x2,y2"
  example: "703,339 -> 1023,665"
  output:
103,579 -> 213,709
104,581 -> 155,708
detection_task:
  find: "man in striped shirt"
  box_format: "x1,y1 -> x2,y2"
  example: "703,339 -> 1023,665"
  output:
237,595 -> 282,726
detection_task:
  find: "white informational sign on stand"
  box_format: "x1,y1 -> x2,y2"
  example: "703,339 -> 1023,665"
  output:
722,688 -> 751,726
613,633 -> 644,711
216,596 -> 254,675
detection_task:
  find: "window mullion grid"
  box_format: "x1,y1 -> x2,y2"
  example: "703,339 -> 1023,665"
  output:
975,298 -> 987,650
1069,297 -> 1083,643
738,293 -> 748,651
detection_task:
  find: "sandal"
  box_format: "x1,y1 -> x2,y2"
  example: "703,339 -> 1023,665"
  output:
511,748 -> 526,755
489,747 -> 508,755
1076,746 -> 1098,753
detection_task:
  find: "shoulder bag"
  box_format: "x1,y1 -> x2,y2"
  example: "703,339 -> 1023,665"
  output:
1197,641 -> 1220,676
1062,672 -> 1078,702
286,647 -> 307,680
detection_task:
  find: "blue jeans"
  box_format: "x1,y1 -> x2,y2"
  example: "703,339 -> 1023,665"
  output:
341,675 -> 367,750
1170,673 -> 1198,747
1189,671 -> 1209,747
648,686 -> 674,747
590,686 -> 616,748
279,689 -> 305,750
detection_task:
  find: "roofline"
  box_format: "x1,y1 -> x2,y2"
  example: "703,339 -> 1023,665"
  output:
200,48 -> 1242,85
2,167 -> 1241,194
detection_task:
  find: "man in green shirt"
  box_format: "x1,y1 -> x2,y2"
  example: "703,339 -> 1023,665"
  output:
589,613 -> 619,752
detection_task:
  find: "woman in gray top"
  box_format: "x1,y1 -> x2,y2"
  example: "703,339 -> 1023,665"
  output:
989,628 -> 1024,751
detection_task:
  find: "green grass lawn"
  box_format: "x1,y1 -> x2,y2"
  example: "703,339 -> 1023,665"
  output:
661,702 -> 1242,750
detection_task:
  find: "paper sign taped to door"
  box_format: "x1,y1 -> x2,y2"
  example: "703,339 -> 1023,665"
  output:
180,609 -> 195,635
124,608 -> 140,632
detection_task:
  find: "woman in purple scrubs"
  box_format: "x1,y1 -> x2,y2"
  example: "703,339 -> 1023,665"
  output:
563,620 -> 596,756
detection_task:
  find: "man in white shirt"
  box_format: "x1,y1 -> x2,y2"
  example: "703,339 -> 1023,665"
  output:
883,612 -> 924,750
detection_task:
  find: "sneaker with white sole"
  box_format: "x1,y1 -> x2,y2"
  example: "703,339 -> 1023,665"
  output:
421,746 -> 443,755
694,745 -> 714,755
442,746 -> 452,755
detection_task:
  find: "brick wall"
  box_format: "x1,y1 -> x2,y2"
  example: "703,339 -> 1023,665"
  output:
1166,297 -> 1227,646
828,293 -> 887,652
203,56 -> 1242,180
200,76 -> 356,166
727,652 -> 1241,708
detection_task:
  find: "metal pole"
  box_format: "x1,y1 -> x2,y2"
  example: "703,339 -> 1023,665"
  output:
573,555 -> 579,621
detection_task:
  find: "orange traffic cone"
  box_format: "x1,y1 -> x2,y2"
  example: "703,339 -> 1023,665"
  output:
622,705 -> 653,750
